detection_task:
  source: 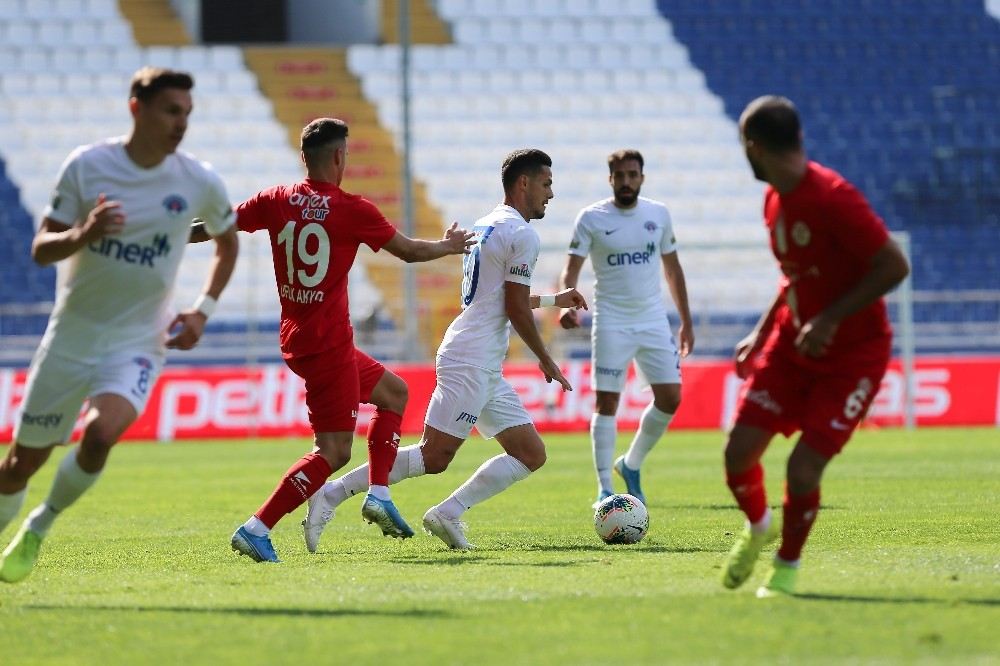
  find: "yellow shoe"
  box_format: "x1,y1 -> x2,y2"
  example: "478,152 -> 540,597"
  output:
0,523 -> 43,583
756,559 -> 798,598
721,519 -> 779,589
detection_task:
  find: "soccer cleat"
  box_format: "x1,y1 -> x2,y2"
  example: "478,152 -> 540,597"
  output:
422,507 -> 473,550
756,559 -> 799,598
0,523 -> 43,583
302,489 -> 336,553
591,489 -> 615,510
613,456 -> 646,506
231,526 -> 280,563
721,519 -> 780,589
361,494 -> 414,539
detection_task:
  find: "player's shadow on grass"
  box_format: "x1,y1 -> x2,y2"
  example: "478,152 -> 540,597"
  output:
27,605 -> 451,618
667,504 -> 843,511
795,593 -> 1000,606
526,543 -> 717,554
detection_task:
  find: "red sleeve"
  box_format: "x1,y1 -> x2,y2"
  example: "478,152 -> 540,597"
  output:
235,186 -> 280,233
826,180 -> 890,261
354,198 -> 398,252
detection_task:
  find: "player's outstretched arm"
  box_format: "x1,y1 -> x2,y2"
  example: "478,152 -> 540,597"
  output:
167,224 -> 240,350
381,224 -> 475,263
661,251 -> 695,357
530,288 -> 588,311
505,281 -> 572,391
32,193 -> 125,266
557,254 -> 586,329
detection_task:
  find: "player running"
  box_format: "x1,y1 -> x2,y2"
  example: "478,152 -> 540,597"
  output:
0,67 -> 239,583
558,149 -> 694,509
208,118 -> 474,563
721,96 -> 910,597
301,149 -> 587,551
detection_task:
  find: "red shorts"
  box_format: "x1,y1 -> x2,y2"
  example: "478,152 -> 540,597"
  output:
733,337 -> 890,458
284,346 -> 386,433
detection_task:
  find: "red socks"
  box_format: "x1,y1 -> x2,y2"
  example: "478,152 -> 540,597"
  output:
726,463 -> 768,524
255,452 -> 332,528
778,485 -> 820,562
367,409 -> 402,487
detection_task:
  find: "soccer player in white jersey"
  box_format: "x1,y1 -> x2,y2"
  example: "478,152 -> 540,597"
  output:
299,149 -> 587,550
0,67 -> 239,583
558,149 -> 694,509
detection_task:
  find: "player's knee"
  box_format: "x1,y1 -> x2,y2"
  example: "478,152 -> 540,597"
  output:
0,453 -> 46,485
81,422 -> 120,453
422,446 -> 456,474
374,372 -> 408,414
594,393 -> 619,416
519,447 -> 546,472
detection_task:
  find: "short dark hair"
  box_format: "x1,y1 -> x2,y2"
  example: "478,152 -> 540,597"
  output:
607,149 -> 644,173
300,118 -> 349,168
129,67 -> 194,102
501,149 -> 552,192
741,95 -> 802,152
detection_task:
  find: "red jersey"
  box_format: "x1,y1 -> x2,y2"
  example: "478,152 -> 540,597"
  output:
763,161 -> 892,361
236,179 -> 397,359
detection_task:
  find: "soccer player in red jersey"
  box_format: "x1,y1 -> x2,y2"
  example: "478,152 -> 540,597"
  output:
720,96 -> 910,597
211,118 -> 474,562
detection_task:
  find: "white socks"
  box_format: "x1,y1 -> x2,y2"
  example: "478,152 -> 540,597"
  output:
242,515 -> 269,537
0,487 -> 26,534
750,509 -> 773,536
27,447 -> 101,537
439,454 -> 531,519
323,444 -> 426,508
591,414 -> 617,494
623,403 -> 674,470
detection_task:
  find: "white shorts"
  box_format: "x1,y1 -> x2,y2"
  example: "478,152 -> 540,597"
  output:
15,346 -> 163,448
591,322 -> 682,393
424,356 -> 532,440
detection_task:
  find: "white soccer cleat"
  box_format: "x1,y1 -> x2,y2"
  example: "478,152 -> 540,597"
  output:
301,488 -> 336,553
422,507 -> 473,550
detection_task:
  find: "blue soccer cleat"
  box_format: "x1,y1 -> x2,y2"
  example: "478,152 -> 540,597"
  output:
231,526 -> 280,562
361,494 -> 415,539
591,488 -> 615,510
613,456 -> 646,506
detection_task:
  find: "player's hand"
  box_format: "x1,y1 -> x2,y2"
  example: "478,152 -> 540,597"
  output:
539,357 -> 572,391
677,322 -> 695,358
442,222 -> 476,255
558,307 -> 579,329
795,313 -> 839,358
79,193 -> 125,242
166,311 -> 207,350
734,331 -> 761,379
553,287 -> 588,311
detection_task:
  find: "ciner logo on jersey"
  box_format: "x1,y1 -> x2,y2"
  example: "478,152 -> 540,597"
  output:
89,233 -> 171,267
509,263 -> 531,278
607,242 -> 656,266
289,192 -> 330,221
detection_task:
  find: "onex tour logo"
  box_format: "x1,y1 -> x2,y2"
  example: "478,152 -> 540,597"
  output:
509,263 -> 531,278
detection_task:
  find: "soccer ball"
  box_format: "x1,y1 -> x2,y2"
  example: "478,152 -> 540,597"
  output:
594,493 -> 648,544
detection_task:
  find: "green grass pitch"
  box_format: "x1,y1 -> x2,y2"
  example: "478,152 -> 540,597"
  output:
1,427 -> 997,665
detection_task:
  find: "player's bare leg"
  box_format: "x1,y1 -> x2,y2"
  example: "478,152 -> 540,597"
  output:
757,439 -> 830,598
424,424 -> 543,550
2,394 -> 136,583
722,424 -> 779,590
616,382 -> 679,507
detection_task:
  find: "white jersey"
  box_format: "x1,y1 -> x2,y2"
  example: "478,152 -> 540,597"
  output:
39,137 -> 235,360
568,196 -> 677,328
437,204 -> 540,371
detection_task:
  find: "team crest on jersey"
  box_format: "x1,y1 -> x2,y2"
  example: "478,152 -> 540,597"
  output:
162,194 -> 188,216
791,220 -> 811,246
644,221 -> 658,233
